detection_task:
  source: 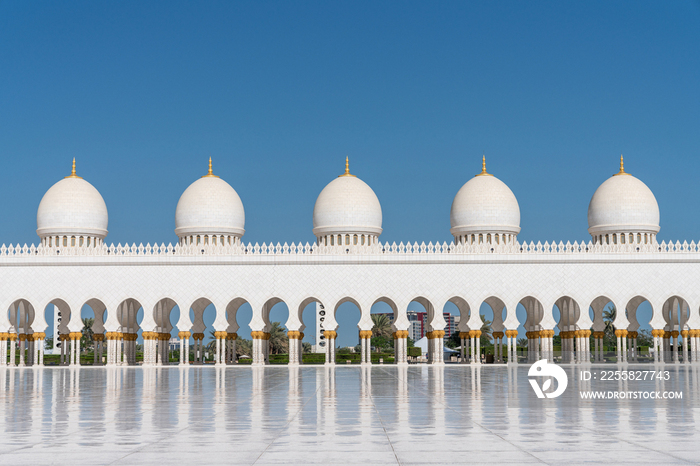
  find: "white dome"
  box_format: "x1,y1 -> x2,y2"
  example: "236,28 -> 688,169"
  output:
588,162 -> 659,236
312,161 -> 382,237
37,164 -> 108,239
175,163 -> 245,238
450,162 -> 520,237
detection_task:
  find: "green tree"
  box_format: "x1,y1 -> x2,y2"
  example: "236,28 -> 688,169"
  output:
370,335 -> 393,351
268,322 -> 288,354
446,331 -> 460,349
81,317 -> 95,351
236,338 -> 252,358
371,314 -> 392,339
45,336 -> 54,350
302,342 -> 312,353
516,337 -> 528,347
603,304 -> 617,349
636,328 -> 653,347
479,315 -> 492,347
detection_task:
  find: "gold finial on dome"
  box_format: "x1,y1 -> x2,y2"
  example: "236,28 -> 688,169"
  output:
475,154 -> 493,177
202,157 -> 219,178
339,156 -> 356,177
613,154 -> 630,176
65,158 -> 82,179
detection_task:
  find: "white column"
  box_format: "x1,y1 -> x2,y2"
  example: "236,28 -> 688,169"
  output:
506,333 -> 512,364
35,337 -> 42,366
0,337 -> 5,366
674,332 -> 680,363
471,335 -> 476,363
9,337 -> 16,367
18,336 -> 26,366
288,333 -> 296,365
75,338 -> 81,366
475,331 -> 481,364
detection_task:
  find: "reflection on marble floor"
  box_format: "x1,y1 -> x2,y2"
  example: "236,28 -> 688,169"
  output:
1,365 -> 699,465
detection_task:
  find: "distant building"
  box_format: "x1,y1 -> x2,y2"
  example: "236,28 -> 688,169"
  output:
370,310 -> 455,341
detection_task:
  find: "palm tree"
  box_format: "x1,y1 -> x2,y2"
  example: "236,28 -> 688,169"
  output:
81,317 -> 95,351
236,338 -> 252,358
603,304 -> 617,332
371,314 -> 392,339
480,315 -> 492,345
268,322 -> 288,354
603,304 -> 617,349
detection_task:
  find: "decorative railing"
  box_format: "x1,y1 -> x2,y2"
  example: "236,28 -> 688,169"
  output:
0,240 -> 697,258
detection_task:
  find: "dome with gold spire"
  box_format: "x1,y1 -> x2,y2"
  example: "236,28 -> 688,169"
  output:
312,158 -> 382,246
450,156 -> 520,245
587,156 -> 659,245
175,158 -> 245,246
36,159 -> 109,247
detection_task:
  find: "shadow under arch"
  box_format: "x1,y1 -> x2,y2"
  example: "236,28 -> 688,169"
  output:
517,296 -> 548,363
8,298 -> 38,366
113,298 -> 144,365
658,295 -> 690,363
39,298 -> 71,363
297,297 -> 325,353
553,296 -> 583,363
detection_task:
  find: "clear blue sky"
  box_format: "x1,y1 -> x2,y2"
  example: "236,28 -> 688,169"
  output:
1,2 -> 698,347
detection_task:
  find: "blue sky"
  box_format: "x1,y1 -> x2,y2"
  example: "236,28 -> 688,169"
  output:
1,2 -> 698,347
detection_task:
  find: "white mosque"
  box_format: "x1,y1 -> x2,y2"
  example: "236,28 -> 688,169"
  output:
0,155 -> 699,368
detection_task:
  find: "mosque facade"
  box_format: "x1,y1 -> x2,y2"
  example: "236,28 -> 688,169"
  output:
1,156 -> 699,368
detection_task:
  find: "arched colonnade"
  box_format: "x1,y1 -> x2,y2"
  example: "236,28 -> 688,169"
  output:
2,292 -> 700,367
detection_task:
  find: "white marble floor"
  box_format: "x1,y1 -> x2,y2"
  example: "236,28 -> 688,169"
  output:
0,364 -> 699,465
